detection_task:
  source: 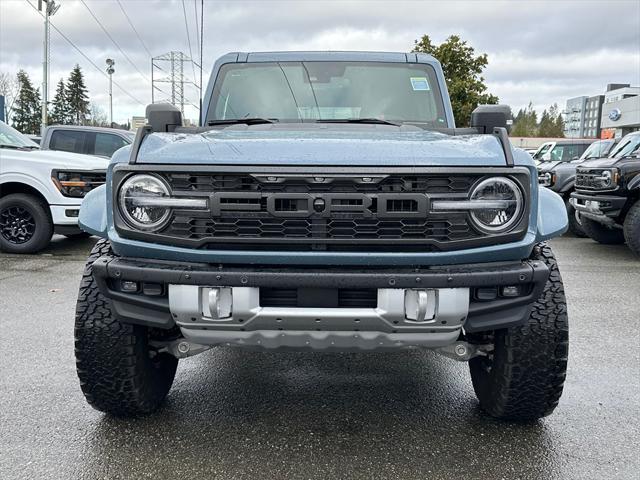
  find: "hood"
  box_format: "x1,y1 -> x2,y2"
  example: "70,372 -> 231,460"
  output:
1,148 -> 108,170
537,161 -> 563,172
135,124 -> 512,166
578,156 -> 621,169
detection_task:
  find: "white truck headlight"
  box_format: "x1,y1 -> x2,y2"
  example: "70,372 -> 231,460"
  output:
118,174 -> 172,231
468,177 -> 523,233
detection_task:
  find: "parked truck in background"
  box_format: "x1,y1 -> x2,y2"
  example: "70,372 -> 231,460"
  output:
538,138 -> 617,236
571,131 -> 640,255
74,51 -> 569,421
0,121 -> 106,253
40,125 -> 134,159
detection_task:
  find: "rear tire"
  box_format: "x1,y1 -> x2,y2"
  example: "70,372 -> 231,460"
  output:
0,193 -> 53,253
468,243 -> 569,421
623,200 -> 640,256
565,198 -> 586,237
75,239 -> 178,416
580,217 -> 625,244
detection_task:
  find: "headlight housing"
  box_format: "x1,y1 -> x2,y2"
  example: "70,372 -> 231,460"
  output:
468,177 -> 524,233
52,170 -> 106,198
538,172 -> 555,187
594,169 -> 619,189
118,174 -> 172,231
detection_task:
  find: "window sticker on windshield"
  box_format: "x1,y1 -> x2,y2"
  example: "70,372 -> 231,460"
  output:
410,77 -> 430,91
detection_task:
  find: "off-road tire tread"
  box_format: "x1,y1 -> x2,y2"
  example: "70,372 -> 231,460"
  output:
580,217 -> 625,244
469,243 -> 569,421
74,238 -> 177,416
623,200 -> 640,256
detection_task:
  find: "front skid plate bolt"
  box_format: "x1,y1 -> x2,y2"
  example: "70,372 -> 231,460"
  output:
455,344 -> 467,357
177,342 -> 190,354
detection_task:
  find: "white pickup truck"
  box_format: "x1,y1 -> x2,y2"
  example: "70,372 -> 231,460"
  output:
0,121 -> 107,253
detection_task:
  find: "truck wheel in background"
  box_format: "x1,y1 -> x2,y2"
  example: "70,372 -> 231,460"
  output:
565,198 -> 586,237
623,200 -> 640,256
0,193 -> 53,254
468,243 -> 569,421
580,217 -> 625,245
75,239 -> 178,416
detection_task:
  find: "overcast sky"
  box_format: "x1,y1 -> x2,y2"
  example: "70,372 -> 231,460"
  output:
1,0 -> 639,125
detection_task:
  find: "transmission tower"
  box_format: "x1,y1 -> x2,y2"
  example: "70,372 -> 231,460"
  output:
151,51 -> 199,117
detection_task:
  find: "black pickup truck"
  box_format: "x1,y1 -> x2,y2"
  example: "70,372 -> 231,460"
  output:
571,132 -> 640,255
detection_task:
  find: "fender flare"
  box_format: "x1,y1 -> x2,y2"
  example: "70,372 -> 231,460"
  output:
79,184 -> 108,236
0,173 -> 58,204
536,187 -> 568,240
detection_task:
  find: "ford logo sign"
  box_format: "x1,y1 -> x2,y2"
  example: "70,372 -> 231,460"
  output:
609,108 -> 621,121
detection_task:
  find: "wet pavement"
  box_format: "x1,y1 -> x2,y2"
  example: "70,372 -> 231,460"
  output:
0,235 -> 638,479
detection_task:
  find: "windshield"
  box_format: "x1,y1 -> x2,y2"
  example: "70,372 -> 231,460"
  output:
580,140 -> 614,160
0,121 -> 39,149
608,134 -> 640,158
533,143 -> 554,160
207,61 -> 448,126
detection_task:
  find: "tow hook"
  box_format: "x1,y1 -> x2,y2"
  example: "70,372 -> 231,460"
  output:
436,342 -> 491,362
153,339 -> 212,359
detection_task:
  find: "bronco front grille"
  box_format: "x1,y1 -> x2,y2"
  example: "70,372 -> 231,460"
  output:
575,169 -> 612,190
113,167 -> 530,252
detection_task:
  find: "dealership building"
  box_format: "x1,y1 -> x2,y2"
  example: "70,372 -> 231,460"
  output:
563,84 -> 639,139
599,84 -> 640,139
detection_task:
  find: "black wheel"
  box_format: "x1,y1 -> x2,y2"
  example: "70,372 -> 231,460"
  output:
75,239 -> 178,416
565,198 -> 586,237
623,200 -> 640,256
580,217 -> 625,244
468,243 -> 569,421
0,193 -> 53,253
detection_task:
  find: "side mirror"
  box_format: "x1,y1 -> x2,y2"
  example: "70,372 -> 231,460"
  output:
146,103 -> 182,132
470,104 -> 513,134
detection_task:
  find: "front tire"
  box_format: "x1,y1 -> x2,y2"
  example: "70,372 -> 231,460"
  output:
75,239 -> 178,416
565,198 -> 586,237
468,243 -> 569,421
0,193 -> 53,253
623,200 -> 640,256
580,217 -> 625,244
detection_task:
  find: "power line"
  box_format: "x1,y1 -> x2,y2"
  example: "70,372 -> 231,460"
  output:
116,0 -> 153,58
181,0 -> 198,88
25,0 -> 145,106
79,0 -> 151,87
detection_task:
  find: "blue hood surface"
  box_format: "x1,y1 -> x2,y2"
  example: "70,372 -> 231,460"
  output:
135,125 -> 510,166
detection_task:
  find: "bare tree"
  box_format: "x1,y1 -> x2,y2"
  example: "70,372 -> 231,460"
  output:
88,102 -> 109,127
0,72 -> 19,122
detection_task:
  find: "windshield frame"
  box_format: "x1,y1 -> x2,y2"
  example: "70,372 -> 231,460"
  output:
608,134 -> 640,159
205,60 -> 450,127
0,121 -> 40,149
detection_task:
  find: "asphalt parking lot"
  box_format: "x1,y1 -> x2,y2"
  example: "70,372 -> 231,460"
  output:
0,235 -> 638,480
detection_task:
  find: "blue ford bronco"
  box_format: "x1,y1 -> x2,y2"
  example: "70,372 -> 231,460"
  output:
75,51 -> 569,421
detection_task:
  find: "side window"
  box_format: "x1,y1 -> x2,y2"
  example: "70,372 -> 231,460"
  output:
93,133 -> 128,157
49,130 -> 87,154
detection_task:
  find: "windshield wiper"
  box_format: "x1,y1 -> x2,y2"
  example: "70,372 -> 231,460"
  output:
207,118 -> 276,126
0,144 -> 38,150
316,118 -> 401,126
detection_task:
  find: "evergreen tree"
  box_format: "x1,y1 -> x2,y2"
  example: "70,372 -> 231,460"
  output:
549,103 -> 565,138
66,64 -> 90,125
537,109 -> 553,137
11,70 -> 41,134
412,34 -> 498,127
49,78 -> 70,125
511,102 -> 538,137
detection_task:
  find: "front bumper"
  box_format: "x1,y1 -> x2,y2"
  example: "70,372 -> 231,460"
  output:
570,192 -> 627,227
91,255 -> 549,350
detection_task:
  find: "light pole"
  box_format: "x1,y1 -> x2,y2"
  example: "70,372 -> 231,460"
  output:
39,0 -> 60,134
106,59 -> 115,128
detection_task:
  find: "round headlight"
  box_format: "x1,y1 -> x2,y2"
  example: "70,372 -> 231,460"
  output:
469,177 -> 523,233
118,174 -> 171,231
600,170 -> 612,186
